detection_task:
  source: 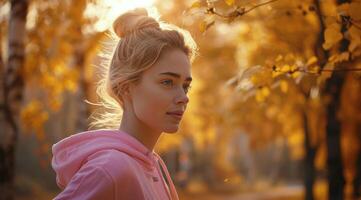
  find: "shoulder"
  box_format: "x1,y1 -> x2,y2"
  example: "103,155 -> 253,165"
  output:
85,149 -> 140,181
55,149 -> 145,200
84,149 -> 147,199
55,154 -> 116,199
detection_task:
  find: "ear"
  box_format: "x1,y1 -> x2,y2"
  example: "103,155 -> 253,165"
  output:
121,84 -> 132,100
121,86 -> 129,98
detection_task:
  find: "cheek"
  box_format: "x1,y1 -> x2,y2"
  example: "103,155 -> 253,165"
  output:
132,84 -> 172,123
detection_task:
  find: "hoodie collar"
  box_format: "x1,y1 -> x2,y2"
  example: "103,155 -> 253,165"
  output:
112,129 -> 155,156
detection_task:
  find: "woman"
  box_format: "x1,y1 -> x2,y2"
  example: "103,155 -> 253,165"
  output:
51,7 -> 198,200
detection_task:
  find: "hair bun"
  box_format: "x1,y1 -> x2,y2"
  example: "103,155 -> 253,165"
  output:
113,8 -> 160,38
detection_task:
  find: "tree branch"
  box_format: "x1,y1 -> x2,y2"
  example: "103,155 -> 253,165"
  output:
243,0 -> 280,15
206,0 -> 280,19
273,66 -> 361,75
350,19 -> 361,31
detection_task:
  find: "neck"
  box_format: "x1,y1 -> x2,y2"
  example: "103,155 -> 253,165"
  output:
119,110 -> 162,151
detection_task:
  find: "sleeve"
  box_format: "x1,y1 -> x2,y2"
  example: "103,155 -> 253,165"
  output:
53,158 -> 115,200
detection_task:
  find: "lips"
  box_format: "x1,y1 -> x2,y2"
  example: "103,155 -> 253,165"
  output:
166,111 -> 184,116
166,111 -> 184,119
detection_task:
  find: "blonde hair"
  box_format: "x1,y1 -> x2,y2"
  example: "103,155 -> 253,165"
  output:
88,8 -> 198,130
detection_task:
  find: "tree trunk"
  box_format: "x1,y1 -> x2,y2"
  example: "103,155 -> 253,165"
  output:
303,109 -> 316,200
0,1 -> 28,199
314,0 -> 349,198
324,0 -> 350,198
309,1 -> 328,199
325,72 -> 346,200
353,123 -> 361,198
74,47 -> 91,132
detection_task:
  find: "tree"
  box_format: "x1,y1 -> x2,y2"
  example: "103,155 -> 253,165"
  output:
0,0 -> 28,199
0,1 -> 105,198
184,0 -> 361,198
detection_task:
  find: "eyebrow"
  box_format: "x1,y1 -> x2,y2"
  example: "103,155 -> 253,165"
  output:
159,72 -> 192,82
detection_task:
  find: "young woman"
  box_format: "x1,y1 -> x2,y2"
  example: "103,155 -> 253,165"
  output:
51,7 -> 198,200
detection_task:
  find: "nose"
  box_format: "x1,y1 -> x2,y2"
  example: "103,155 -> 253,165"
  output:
175,91 -> 189,105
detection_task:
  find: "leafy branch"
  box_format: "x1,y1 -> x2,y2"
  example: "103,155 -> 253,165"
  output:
205,0 -> 280,19
272,65 -> 361,75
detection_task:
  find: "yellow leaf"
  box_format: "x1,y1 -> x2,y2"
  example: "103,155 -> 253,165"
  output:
306,56 -> 318,66
224,0 -> 235,6
281,64 -> 290,72
308,65 -> 321,74
199,21 -> 206,33
250,75 -> 258,84
190,0 -> 201,9
328,54 -> 337,62
272,70 -> 282,78
199,20 -> 215,33
20,100 -> 49,134
290,65 -> 298,72
64,79 -> 77,92
323,23 -> 343,50
275,55 -> 283,62
334,52 -> 350,63
255,90 -> 265,102
280,80 -> 288,93
349,39 -> 361,52
348,26 -> 361,52
285,53 -> 295,62
54,64 -> 66,76
262,86 -> 270,97
255,87 -> 270,102
287,131 -> 304,160
337,3 -> 349,15
349,1 -> 361,21
49,98 -> 62,112
317,63 -> 334,84
292,71 -> 301,79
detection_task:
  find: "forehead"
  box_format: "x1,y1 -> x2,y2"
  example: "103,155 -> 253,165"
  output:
146,49 -> 191,78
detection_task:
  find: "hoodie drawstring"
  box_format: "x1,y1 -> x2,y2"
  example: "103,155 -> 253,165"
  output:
153,153 -> 179,200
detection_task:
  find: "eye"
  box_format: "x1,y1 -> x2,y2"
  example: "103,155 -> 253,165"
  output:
161,80 -> 174,87
183,84 -> 192,93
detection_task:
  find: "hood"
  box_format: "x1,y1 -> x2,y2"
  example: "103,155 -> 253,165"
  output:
51,129 -> 155,189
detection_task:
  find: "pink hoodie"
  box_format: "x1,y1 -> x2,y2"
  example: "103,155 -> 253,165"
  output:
51,129 -> 179,200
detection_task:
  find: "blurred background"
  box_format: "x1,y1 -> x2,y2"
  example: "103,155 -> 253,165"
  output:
1,0 -> 361,199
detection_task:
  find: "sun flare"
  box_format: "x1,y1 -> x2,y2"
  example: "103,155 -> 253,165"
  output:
88,0 -> 157,32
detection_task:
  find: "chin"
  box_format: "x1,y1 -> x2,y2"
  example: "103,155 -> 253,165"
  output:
163,126 -> 179,134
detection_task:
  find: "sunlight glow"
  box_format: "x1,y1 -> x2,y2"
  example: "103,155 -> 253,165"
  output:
87,0 -> 157,32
